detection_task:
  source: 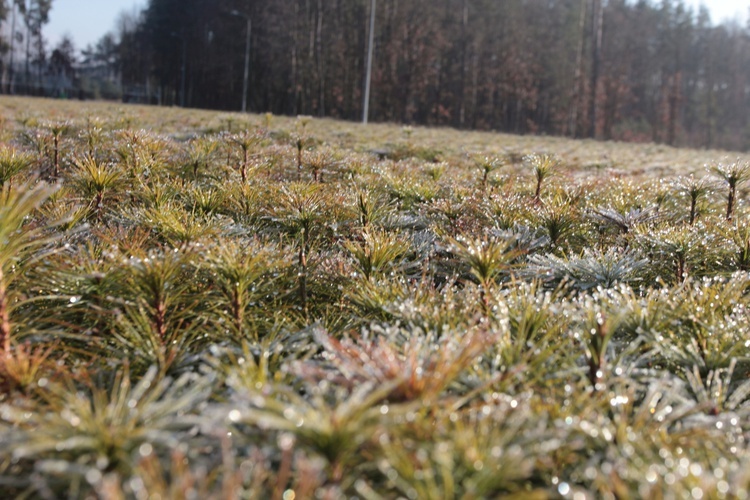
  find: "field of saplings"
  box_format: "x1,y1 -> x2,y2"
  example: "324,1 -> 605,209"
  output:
3,96 -> 750,498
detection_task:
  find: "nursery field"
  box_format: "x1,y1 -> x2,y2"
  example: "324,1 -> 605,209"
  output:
3,95 -> 750,498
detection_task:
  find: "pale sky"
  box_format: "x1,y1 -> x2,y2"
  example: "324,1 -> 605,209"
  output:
45,0 -> 750,54
690,0 -> 750,24
46,0 -> 144,51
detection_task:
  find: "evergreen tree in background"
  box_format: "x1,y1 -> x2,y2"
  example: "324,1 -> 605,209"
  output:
2,0 -> 750,151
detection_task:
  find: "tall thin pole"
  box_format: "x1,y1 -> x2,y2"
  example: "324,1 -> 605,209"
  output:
363,0 -> 376,124
8,5 -> 16,94
180,37 -> 187,107
170,31 -> 187,106
242,18 -> 251,112
588,0 -> 604,139
228,10 -> 252,113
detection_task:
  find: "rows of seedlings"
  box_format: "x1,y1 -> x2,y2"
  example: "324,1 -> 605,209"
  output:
0,102 -> 749,497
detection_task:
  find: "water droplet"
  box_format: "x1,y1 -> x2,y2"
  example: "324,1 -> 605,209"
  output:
85,469 -> 102,484
279,433 -> 295,450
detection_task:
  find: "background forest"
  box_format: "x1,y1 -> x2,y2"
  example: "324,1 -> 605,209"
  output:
2,0 -> 750,151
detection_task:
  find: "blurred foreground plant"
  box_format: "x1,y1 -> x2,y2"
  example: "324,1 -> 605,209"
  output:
227,379 -> 397,484
0,146 -> 34,188
0,366 -> 214,496
0,181 -> 63,353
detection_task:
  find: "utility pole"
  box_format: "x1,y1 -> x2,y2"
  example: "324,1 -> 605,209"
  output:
180,36 -> 187,107
588,0 -> 604,139
227,9 -> 253,113
229,10 -> 252,113
363,0 -> 376,124
170,32 -> 187,107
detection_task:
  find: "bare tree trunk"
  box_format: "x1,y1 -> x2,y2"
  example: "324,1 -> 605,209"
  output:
25,20 -> 31,91
602,77 -> 619,140
305,0 -> 313,115
292,1 -> 300,115
7,6 -> 17,93
706,75 -> 714,149
470,47 -> 479,128
667,73 -> 681,146
316,0 -> 325,116
292,45 -> 298,115
459,0 -> 469,127
36,30 -> 43,91
363,0 -> 376,123
568,0 -> 587,137
588,0 -> 603,139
